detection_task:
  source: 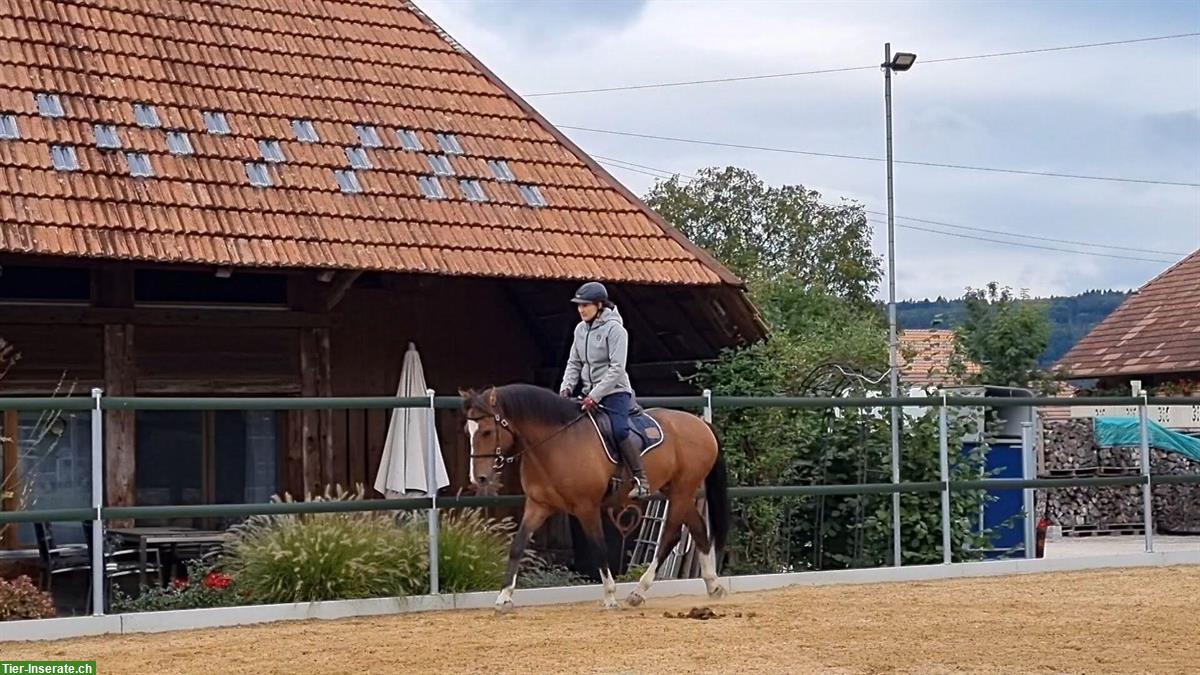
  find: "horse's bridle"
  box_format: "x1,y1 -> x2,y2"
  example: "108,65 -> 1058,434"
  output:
467,397 -> 588,472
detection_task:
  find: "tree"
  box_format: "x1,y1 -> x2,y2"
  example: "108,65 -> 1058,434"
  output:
951,282 -> 1053,389
645,167 -> 880,307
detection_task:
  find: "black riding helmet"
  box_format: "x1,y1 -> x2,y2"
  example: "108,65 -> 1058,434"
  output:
571,281 -> 608,305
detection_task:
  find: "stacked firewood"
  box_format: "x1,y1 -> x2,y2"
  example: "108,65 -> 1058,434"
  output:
1040,419 -> 1200,533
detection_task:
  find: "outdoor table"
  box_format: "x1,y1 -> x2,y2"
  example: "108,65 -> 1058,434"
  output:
108,527 -> 229,587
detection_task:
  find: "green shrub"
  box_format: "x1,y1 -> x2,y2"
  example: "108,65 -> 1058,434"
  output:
435,510 -> 512,594
0,575 -> 55,621
519,555 -> 591,589
112,559 -> 244,613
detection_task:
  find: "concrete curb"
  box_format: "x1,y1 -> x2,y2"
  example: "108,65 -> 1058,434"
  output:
4,550 -> 1198,642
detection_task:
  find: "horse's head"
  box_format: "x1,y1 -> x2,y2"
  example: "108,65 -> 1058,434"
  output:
461,387 -> 517,496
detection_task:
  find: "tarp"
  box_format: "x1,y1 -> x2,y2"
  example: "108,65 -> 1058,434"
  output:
373,342 -> 450,497
1094,416 -> 1200,462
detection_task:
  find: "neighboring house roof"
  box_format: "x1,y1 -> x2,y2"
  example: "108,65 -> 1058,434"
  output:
0,1 -> 741,287
900,329 -> 981,387
1058,250 -> 1200,378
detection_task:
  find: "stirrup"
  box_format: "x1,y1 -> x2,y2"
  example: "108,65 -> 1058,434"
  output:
627,477 -> 649,499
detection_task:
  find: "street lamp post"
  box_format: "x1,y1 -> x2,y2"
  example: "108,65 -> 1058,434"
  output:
883,43 -> 916,568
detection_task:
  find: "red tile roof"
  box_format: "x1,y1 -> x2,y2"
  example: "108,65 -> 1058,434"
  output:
900,329 -> 981,387
0,0 -> 741,287
1058,250 -> 1200,378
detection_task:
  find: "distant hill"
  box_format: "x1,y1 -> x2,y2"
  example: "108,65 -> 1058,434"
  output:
896,290 -> 1130,366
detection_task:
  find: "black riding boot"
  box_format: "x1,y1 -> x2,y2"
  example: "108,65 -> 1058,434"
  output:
619,435 -> 650,499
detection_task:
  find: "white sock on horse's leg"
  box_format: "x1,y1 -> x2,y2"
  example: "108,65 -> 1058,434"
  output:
700,548 -> 725,597
600,568 -> 618,609
637,559 -> 658,592
495,573 -> 518,608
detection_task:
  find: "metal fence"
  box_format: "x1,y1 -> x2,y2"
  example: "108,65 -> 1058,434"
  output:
2,391 -> 1198,617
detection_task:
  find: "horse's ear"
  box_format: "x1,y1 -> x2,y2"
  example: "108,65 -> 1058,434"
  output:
486,387 -> 498,406
458,388 -> 474,409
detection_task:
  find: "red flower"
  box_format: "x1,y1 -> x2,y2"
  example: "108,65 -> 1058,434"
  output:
171,578 -> 189,590
203,572 -> 232,590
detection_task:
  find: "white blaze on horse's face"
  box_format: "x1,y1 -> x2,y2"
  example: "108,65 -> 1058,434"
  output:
466,419 -> 479,485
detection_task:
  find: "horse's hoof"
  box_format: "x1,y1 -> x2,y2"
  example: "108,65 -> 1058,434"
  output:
708,584 -> 728,599
495,601 -> 515,616
600,598 -> 620,610
626,591 -> 645,607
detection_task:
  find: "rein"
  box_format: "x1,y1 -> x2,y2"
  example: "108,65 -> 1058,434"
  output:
468,403 -> 587,471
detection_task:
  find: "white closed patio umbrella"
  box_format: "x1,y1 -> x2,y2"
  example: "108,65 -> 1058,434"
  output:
373,342 -> 449,497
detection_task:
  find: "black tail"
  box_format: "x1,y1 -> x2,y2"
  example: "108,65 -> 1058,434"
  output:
704,424 -> 730,555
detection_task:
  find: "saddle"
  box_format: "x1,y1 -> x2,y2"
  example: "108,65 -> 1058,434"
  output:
588,404 -> 665,465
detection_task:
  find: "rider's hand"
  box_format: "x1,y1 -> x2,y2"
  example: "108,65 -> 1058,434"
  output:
560,389 -> 572,398
580,396 -> 598,412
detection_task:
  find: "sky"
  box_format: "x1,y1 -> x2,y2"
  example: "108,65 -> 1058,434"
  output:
418,0 -> 1200,301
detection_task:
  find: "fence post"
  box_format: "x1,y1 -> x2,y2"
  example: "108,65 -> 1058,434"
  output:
1138,394 -> 1154,553
938,395 -> 951,564
89,388 -> 105,616
426,389 -> 440,595
1021,422 -> 1036,560
702,389 -> 713,424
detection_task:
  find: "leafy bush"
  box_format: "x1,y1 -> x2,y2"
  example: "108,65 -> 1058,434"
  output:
111,559 -> 244,613
520,556 -> 591,589
0,575 -> 55,621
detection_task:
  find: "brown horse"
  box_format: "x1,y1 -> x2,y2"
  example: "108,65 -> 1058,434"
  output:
462,384 -> 728,612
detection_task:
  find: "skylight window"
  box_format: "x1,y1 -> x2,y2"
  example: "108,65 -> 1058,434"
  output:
396,129 -> 422,151
0,114 -> 20,140
126,152 -> 153,178
345,147 -> 371,170
245,161 -> 272,187
36,93 -> 64,118
354,124 -> 382,148
334,169 -> 362,194
50,145 -> 78,171
418,176 -> 446,200
133,103 -> 161,128
94,124 -> 121,150
427,154 -> 453,176
166,130 -> 193,155
518,184 -> 547,207
460,179 -> 487,203
259,139 -> 286,163
292,119 -> 319,143
436,133 -> 463,155
487,159 -> 515,182
203,111 -> 231,135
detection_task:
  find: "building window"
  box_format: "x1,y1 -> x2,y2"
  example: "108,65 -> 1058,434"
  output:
354,124 -> 382,148
245,161 -> 272,187
396,129 -> 422,151
487,159 -> 515,182
166,130 -> 193,156
50,145 -> 79,171
345,146 -> 371,170
418,176 -> 446,200
36,93 -> 64,118
259,139 -> 286,163
203,111 -> 231,135
133,103 -> 161,128
0,114 -> 20,140
292,119 -> 319,142
435,133 -> 463,155
94,124 -> 121,150
427,154 -> 453,176
518,184 -> 547,207
459,179 -> 487,202
126,152 -> 154,178
6,412 -> 92,546
334,169 -> 362,194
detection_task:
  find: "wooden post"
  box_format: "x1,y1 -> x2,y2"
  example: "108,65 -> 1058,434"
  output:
2,409 -> 19,549
315,328 -> 337,491
298,329 -> 321,497
104,324 -> 136,513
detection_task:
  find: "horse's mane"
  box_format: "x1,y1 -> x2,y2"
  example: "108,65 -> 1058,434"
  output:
477,384 -> 581,426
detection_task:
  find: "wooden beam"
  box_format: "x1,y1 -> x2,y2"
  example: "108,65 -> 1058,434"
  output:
298,329 -> 321,497
94,266 -> 134,308
0,306 -> 329,328
2,409 -> 19,549
104,324 -> 136,513
320,271 -> 362,312
315,328 -> 336,489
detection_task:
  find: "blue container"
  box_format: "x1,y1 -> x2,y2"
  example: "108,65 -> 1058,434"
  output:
964,440 -> 1026,558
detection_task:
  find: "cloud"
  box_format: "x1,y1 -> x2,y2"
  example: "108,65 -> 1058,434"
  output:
419,0 -> 1200,299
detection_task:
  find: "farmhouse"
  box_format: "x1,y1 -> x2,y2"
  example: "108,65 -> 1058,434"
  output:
0,0 -> 764,549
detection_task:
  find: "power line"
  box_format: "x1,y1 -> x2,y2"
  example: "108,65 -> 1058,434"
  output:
863,210 -> 1190,257
526,32 -> 1200,97
869,219 -> 1178,263
564,125 -> 1200,187
593,155 -> 1190,261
